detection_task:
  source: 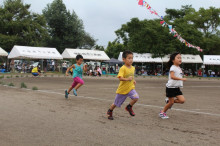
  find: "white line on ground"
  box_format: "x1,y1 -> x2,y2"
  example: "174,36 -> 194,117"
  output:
1,85 -> 220,117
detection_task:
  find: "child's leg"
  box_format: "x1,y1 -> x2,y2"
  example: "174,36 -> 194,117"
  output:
74,83 -> 83,90
129,98 -> 138,106
67,86 -> 74,94
73,77 -> 84,90
109,103 -> 116,111
162,97 -> 174,113
174,95 -> 185,104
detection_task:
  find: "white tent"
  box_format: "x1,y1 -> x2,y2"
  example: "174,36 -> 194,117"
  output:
162,54 -> 203,63
8,45 -> 63,59
203,55 -> 220,65
118,52 -> 162,63
62,48 -> 110,61
0,47 -> 8,56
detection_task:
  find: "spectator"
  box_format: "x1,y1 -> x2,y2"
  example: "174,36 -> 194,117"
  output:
32,66 -> 41,77
62,61 -> 67,74
97,66 -> 102,77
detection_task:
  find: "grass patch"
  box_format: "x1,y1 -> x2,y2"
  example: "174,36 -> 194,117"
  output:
21,82 -> 27,88
32,86 -> 38,90
16,75 -> 19,78
7,76 -> 11,78
0,81 -> 5,85
8,83 -> 14,86
0,75 -> 4,79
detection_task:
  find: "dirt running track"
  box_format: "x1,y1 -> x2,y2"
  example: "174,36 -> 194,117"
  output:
0,76 -> 220,146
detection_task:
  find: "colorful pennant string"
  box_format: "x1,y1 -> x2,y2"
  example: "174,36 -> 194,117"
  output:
138,0 -> 203,52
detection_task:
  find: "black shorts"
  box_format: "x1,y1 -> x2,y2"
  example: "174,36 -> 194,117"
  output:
166,87 -> 183,98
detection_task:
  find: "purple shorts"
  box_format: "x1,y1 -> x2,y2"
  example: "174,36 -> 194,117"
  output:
114,90 -> 139,107
72,77 -> 84,88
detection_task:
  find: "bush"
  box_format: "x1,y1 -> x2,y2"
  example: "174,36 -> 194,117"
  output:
32,86 -> 38,90
8,83 -> 14,86
16,75 -> 19,78
21,82 -> 27,88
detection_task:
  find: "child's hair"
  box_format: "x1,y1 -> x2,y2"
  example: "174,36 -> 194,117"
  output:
167,52 -> 181,69
76,55 -> 83,61
122,50 -> 133,59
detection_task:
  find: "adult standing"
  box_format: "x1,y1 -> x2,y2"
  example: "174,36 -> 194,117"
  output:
62,61 -> 67,74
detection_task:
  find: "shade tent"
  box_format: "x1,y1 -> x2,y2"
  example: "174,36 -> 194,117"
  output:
104,58 -> 123,65
8,45 -> 63,59
62,49 -> 110,61
203,55 -> 220,65
118,52 -> 162,63
0,47 -> 8,56
162,54 -> 203,63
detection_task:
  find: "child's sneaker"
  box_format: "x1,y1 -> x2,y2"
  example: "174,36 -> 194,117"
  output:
65,90 -> 69,99
159,111 -> 169,119
125,105 -> 135,116
73,89 -> 77,96
107,109 -> 114,120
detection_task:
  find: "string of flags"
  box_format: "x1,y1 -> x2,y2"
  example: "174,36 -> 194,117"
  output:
138,0 -> 203,52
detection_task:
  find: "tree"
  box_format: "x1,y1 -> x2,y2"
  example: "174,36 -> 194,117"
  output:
0,0 -> 49,52
43,0 -> 95,53
105,41 -> 125,58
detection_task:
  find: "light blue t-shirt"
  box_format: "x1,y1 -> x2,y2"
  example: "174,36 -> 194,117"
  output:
73,64 -> 83,79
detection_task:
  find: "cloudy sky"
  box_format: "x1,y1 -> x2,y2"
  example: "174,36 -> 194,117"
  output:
1,0 -> 220,47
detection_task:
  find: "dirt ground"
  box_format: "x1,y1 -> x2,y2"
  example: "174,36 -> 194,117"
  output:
0,75 -> 220,146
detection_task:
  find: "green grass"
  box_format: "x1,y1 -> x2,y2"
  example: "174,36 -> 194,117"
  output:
8,83 -> 14,86
32,86 -> 38,90
16,75 -> 19,78
21,82 -> 27,88
0,75 -> 4,79
7,76 -> 11,78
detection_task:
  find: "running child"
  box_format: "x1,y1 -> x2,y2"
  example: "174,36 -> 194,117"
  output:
107,50 -> 139,120
159,53 -> 186,119
65,55 -> 87,98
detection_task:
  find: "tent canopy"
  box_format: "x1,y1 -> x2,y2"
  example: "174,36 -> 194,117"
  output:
104,58 -> 123,65
118,52 -> 203,63
8,45 -> 63,60
62,48 -> 110,61
203,55 -> 220,65
118,52 -> 162,63
0,47 -> 8,57
162,54 -> 203,63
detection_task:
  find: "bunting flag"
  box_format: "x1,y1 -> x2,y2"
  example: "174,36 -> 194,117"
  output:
137,0 -> 203,52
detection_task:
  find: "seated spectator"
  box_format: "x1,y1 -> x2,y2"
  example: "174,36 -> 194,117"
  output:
32,66 -> 41,77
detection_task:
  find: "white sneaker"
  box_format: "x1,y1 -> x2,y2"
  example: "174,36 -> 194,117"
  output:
159,111 -> 169,119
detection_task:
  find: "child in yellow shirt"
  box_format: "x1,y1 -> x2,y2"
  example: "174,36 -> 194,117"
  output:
107,50 -> 139,120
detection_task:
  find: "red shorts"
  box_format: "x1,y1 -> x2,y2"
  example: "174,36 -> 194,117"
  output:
72,77 -> 84,88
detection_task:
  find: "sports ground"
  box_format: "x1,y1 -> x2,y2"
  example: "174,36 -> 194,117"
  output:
0,75 -> 220,145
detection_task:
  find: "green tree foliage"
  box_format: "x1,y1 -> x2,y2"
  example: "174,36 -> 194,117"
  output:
43,0 -> 95,53
105,41 -> 125,58
0,0 -> 49,52
106,5 -> 220,58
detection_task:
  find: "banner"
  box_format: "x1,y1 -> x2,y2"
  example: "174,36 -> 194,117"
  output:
138,0 -> 203,52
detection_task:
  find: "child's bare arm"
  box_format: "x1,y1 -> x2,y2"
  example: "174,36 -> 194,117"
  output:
118,76 -> 133,81
83,64 -> 87,72
170,71 -> 187,81
66,64 -> 75,76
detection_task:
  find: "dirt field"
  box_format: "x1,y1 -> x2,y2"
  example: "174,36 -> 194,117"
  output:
0,75 -> 220,146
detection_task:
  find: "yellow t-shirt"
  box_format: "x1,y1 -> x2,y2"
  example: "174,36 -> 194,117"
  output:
116,65 -> 135,95
32,67 -> 38,73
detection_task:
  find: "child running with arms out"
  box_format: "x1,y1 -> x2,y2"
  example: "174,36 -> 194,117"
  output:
159,53 -> 186,119
107,50 -> 139,120
65,55 -> 87,98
